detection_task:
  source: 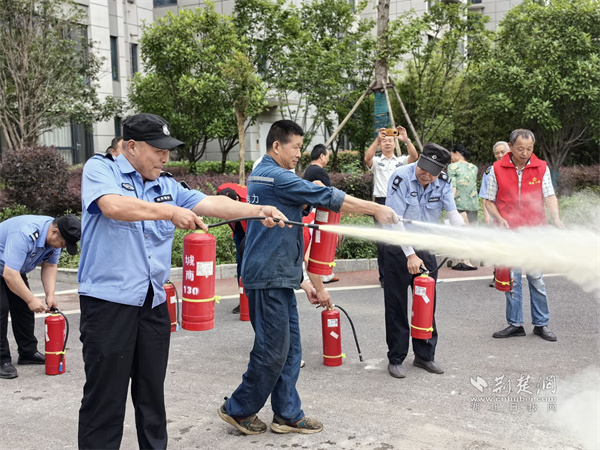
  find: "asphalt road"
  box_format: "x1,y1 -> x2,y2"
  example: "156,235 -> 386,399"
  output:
2,270 -> 599,449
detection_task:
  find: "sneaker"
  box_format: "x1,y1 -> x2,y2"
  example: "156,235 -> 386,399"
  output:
271,415 -> 323,434
218,400 -> 266,435
0,362 -> 18,379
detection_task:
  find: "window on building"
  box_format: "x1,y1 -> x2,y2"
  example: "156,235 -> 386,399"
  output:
130,43 -> 138,76
110,36 -> 119,80
114,117 -> 122,137
153,0 -> 177,6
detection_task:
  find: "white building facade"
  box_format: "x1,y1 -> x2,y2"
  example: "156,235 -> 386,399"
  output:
37,0 -> 521,164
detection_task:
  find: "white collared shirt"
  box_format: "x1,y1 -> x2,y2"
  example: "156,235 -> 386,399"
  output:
370,154 -> 408,198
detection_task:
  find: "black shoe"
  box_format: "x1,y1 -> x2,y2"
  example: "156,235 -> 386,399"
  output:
18,351 -> 45,365
462,264 -> 478,271
451,263 -> 464,271
413,355 -> 444,374
0,362 -> 18,379
232,304 -> 240,314
492,325 -> 526,339
533,326 -> 557,342
489,279 -> 495,287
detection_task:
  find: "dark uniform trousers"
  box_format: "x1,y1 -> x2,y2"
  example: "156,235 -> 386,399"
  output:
0,274 -> 38,364
78,283 -> 171,450
373,197 -> 387,283
383,245 -> 439,365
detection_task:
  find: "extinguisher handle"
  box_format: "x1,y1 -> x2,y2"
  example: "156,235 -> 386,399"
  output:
50,306 -> 59,313
419,265 -> 429,275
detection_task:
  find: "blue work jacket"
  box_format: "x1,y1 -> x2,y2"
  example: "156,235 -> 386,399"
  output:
242,155 -> 345,290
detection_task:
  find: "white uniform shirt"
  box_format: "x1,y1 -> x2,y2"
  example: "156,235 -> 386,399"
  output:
370,154 -> 408,198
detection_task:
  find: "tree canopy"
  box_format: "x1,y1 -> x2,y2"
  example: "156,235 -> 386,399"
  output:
469,0 -> 600,174
0,0 -> 121,151
129,5 -> 250,166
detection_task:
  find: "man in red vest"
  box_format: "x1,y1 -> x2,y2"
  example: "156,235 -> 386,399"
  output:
483,129 -> 564,341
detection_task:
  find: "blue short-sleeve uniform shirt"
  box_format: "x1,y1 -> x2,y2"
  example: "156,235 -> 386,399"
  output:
0,215 -> 61,274
78,154 -> 205,307
385,163 -> 456,228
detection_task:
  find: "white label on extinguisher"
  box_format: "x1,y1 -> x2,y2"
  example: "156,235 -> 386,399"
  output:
316,209 -> 329,223
196,261 -> 213,277
422,294 -> 431,304
415,286 -> 427,296
45,324 -> 49,342
239,287 -> 244,294
314,230 -> 321,244
330,331 -> 339,340
170,295 -> 176,304
327,318 -> 338,327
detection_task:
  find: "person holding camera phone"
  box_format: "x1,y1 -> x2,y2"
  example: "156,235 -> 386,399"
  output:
365,126 -> 418,288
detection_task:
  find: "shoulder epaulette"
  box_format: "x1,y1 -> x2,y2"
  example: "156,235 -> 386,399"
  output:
391,175 -> 403,191
179,181 -> 191,190
160,171 -> 173,178
439,172 -> 449,182
485,165 -> 492,175
29,230 -> 40,242
93,152 -> 114,161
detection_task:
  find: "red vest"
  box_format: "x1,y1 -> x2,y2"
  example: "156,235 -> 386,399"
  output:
494,153 -> 547,228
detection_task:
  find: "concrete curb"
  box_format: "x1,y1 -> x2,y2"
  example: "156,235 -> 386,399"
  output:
43,258 -> 381,283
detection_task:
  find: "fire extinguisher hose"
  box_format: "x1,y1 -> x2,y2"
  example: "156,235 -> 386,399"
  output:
207,216 -> 320,230
49,306 -> 69,372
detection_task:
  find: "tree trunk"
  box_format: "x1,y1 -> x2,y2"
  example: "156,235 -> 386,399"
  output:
236,110 -> 246,185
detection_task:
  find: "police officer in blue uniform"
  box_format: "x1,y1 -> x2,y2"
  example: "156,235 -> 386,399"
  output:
0,214 -> 81,379
384,144 -> 464,378
77,113 -> 285,450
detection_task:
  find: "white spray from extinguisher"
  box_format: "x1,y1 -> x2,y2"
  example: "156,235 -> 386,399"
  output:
318,223 -> 600,293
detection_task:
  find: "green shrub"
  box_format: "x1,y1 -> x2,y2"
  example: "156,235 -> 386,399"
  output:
335,214 -> 377,259
0,204 -> 32,221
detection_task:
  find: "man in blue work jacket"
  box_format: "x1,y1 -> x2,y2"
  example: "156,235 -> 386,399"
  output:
384,144 -> 464,379
218,120 -> 398,435
0,214 -> 81,379
77,113 -> 286,450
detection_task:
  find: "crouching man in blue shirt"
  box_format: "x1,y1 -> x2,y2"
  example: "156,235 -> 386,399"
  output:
0,214 -> 81,379
77,113 -> 286,450
218,120 -> 398,435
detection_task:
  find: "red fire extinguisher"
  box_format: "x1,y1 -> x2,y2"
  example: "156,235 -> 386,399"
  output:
495,266 -> 513,293
321,304 -> 363,367
239,277 -> 250,322
164,281 -> 179,332
182,230 -> 218,331
411,273 -> 435,339
307,208 -> 341,276
322,307 -> 343,366
45,307 -> 68,375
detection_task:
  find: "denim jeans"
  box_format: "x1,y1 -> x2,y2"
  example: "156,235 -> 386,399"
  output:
226,288 -> 304,423
505,268 -> 550,327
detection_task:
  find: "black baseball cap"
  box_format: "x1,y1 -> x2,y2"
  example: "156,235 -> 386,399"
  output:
123,113 -> 184,150
56,214 -> 81,256
417,143 -> 451,177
